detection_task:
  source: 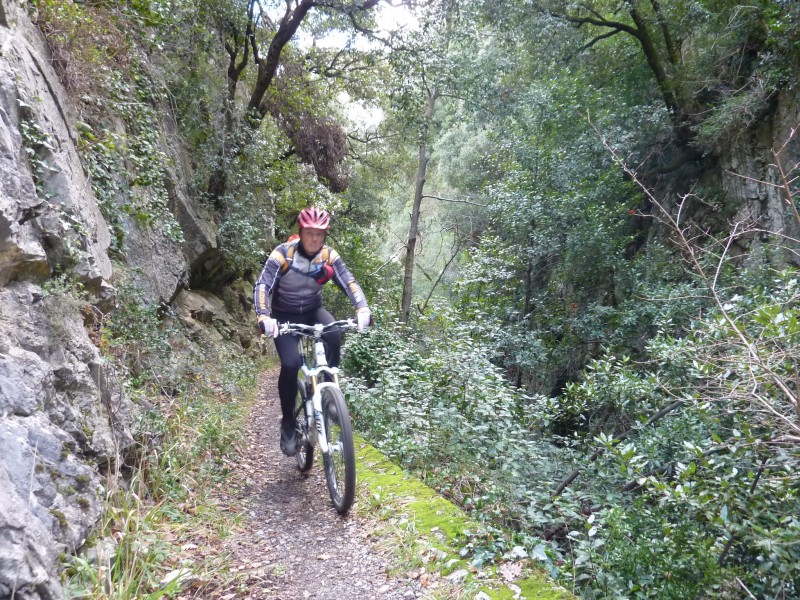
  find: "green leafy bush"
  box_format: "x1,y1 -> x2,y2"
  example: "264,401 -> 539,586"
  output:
343,269 -> 800,598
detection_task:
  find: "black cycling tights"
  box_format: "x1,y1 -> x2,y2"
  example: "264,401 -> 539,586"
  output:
272,307 -> 341,423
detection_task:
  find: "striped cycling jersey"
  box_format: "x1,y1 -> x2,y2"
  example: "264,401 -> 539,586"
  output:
253,238 -> 367,317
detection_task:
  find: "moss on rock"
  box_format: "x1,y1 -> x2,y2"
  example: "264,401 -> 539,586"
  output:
355,438 -> 574,600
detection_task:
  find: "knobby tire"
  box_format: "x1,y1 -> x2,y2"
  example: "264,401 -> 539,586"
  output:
321,386 -> 356,515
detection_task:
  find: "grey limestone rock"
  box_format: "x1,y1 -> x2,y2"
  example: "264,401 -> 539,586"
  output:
0,468 -> 62,600
0,281 -> 128,599
0,0 -> 231,596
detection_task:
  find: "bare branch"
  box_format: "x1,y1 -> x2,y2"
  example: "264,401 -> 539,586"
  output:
578,2 -> 606,21
773,147 -> 800,227
591,116 -> 800,430
552,399 -> 687,498
419,236 -> 463,313
724,170 -> 799,190
370,243 -> 406,277
421,194 -> 487,207
560,11 -> 641,40
736,578 -> 758,600
579,28 -> 623,51
712,220 -> 741,291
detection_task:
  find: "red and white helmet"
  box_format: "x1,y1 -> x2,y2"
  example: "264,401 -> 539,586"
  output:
297,207 -> 331,230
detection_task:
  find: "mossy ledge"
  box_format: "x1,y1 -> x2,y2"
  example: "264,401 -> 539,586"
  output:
355,437 -> 575,600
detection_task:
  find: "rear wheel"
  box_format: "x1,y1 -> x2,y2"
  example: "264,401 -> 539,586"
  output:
321,386 -> 355,514
294,378 -> 313,472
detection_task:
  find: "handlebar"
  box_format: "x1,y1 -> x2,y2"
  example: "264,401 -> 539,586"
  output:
278,319 -> 358,337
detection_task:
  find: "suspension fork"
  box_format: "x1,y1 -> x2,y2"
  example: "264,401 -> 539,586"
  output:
313,381 -> 338,454
309,335 -> 341,454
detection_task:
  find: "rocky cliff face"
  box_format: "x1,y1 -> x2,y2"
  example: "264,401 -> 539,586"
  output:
0,2 -> 252,597
645,90 -> 800,263
714,91 -> 800,262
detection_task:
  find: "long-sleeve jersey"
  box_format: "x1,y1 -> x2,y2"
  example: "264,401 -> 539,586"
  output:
253,238 -> 368,317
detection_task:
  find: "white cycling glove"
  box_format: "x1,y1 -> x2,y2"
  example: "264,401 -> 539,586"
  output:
356,308 -> 371,332
258,315 -> 279,338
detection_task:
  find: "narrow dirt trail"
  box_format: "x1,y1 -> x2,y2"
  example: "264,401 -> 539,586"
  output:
210,368 -> 422,599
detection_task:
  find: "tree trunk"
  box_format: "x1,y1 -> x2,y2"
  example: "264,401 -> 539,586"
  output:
626,4 -> 696,146
401,88 -> 438,323
248,0 -> 316,117
563,2 -> 694,145
207,4 -> 253,209
207,0 -> 381,203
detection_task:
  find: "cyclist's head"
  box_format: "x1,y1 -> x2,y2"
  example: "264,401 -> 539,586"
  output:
297,207 -> 331,231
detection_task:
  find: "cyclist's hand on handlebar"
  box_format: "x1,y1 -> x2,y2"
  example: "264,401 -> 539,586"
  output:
258,315 -> 279,338
356,308 -> 371,332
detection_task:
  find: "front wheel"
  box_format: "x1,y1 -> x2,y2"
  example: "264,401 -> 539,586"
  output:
321,386 -> 355,515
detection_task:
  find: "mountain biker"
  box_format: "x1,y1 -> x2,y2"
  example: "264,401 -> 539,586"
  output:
254,207 -> 371,456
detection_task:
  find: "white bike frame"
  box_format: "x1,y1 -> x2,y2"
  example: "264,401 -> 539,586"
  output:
299,325 -> 341,455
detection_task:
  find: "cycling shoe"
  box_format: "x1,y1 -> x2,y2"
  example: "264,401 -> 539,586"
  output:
280,419 -> 298,456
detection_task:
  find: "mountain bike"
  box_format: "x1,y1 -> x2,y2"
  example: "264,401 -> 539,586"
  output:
278,319 -> 357,515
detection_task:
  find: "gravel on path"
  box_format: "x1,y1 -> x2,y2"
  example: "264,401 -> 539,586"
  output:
208,368 -> 423,600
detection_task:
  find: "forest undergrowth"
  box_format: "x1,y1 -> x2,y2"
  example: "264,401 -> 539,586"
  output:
343,151 -> 800,599
344,272 -> 800,599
